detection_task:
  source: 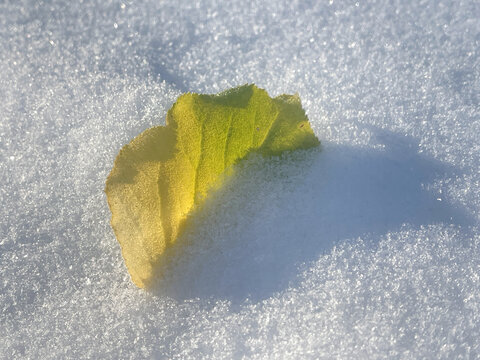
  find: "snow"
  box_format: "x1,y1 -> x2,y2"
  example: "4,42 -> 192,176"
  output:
1,0 -> 479,358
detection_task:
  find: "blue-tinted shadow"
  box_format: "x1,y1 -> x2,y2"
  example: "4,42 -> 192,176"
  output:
152,129 -> 474,302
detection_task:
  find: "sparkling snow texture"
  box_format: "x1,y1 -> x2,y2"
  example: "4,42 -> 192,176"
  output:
1,0 -> 479,358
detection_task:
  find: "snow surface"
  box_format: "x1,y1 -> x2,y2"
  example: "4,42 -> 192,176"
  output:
1,0 -> 479,358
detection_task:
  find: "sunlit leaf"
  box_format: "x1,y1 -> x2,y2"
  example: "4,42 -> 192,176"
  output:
105,84 -> 320,288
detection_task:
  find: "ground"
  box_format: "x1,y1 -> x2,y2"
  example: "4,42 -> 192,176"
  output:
1,0 -> 479,358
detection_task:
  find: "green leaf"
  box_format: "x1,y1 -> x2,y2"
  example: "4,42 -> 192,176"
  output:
105,84 -> 320,288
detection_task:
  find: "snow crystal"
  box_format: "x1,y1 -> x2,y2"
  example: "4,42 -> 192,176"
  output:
1,0 -> 479,358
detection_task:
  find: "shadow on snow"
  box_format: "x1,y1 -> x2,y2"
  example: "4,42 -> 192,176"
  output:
151,128 -> 474,303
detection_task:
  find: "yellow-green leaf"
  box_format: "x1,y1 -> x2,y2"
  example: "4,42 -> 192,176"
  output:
105,84 -> 320,288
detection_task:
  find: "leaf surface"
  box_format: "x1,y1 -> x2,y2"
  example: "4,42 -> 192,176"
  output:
105,84 -> 320,288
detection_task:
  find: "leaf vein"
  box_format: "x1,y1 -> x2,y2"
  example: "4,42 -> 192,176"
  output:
223,112 -> 234,169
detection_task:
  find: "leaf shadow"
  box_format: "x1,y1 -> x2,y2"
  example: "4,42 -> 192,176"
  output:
150,128 -> 474,303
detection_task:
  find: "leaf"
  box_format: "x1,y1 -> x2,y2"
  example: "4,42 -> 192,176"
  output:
105,84 -> 320,288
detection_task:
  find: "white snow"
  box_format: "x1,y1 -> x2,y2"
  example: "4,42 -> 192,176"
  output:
1,0 -> 479,358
